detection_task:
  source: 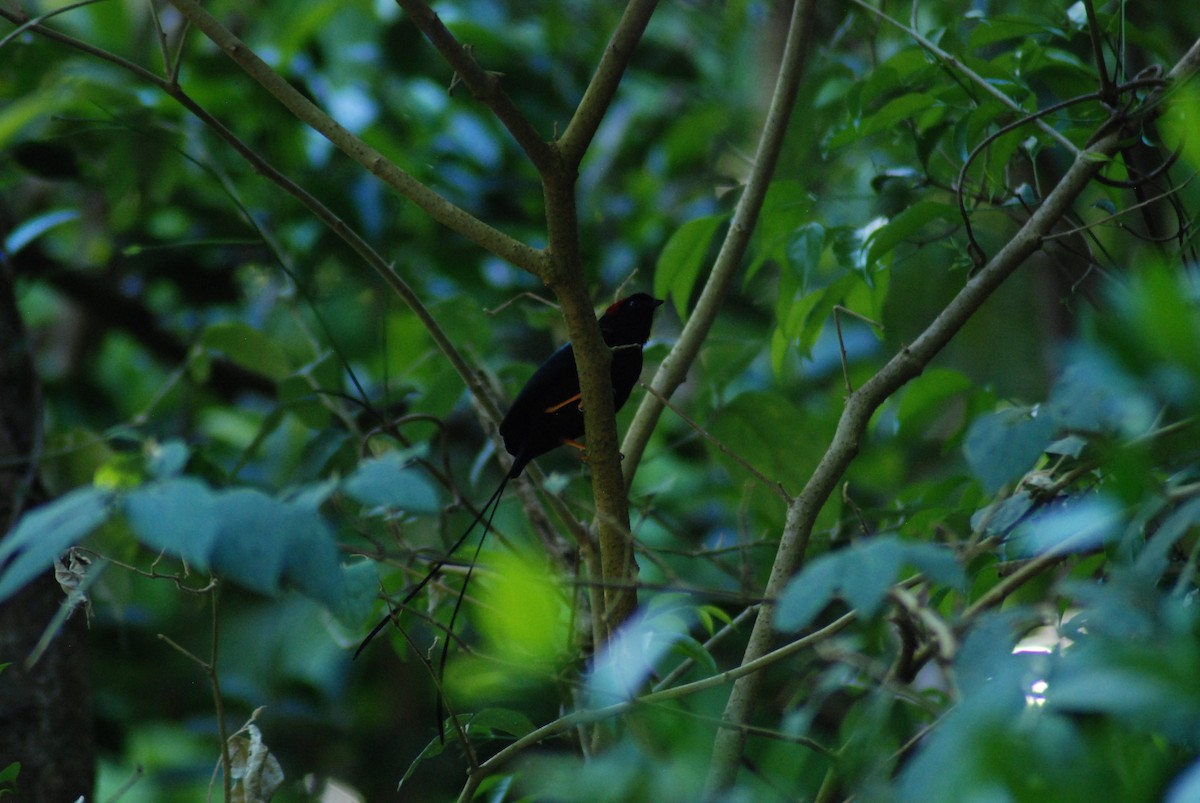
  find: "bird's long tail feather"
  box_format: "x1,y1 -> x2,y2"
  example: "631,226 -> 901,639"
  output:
353,472 -> 512,660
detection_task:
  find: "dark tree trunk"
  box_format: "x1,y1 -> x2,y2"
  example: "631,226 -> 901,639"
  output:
0,258 -> 94,801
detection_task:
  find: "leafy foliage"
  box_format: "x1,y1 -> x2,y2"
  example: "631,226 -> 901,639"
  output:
2,1 -> 1200,802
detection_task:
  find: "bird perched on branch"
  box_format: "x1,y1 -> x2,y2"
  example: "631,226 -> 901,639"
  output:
356,292 -> 664,659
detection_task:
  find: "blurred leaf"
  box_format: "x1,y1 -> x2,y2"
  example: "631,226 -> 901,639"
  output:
0,487 -> 114,604
147,440 -> 190,479
1008,496 -> 1122,557
588,607 -> 692,704
963,407 -> 1054,493
3,208 -> 80,255
1167,759 -> 1200,803
1048,346 -> 1155,435
123,478 -> 220,569
774,552 -> 843,632
475,549 -> 570,668
201,322 -> 291,383
342,450 -> 440,513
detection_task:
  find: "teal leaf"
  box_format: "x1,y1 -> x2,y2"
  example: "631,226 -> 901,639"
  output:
963,407 -> 1054,493
207,489 -> 292,595
147,439 -> 190,479
1009,497 -> 1122,557
901,541 -> 965,589
1167,759 -> 1200,803
279,506 -> 346,606
343,451 -> 440,513
124,478 -> 220,569
328,561 -> 379,627
0,487 -> 114,604
840,538 -> 904,617
774,553 -> 843,632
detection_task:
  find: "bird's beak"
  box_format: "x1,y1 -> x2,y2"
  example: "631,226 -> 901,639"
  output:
654,298 -> 665,308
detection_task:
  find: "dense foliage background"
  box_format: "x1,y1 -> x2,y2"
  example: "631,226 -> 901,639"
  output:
2,0 -> 1200,800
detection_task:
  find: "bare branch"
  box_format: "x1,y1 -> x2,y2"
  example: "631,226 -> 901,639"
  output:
705,128 -> 1125,791
621,0 -> 820,483
165,0 -> 548,278
393,0 -> 556,173
559,0 -> 660,167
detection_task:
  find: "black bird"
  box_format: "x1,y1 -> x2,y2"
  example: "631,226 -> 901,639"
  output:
356,293 -> 663,659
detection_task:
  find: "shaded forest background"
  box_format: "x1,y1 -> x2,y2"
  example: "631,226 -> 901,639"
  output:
3,0 -> 1200,801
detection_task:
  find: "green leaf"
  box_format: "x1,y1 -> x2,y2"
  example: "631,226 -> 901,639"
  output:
654,214 -> 726,320
963,407 -> 1054,493
465,707 -> 537,739
863,201 -> 957,270
343,451 -> 441,514
862,93 -> 941,136
201,321 -> 291,382
708,391 -> 827,489
896,368 -> 974,438
787,221 -> 826,290
0,487 -> 114,604
668,633 -> 720,677
0,761 -> 20,785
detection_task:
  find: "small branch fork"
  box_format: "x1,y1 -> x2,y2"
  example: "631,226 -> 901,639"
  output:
703,19 -> 1200,791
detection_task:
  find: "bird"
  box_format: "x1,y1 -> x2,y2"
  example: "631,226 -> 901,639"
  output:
355,292 -> 664,661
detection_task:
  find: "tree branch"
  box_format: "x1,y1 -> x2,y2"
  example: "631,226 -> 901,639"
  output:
456,608 -> 857,802
392,0 -> 557,173
559,0 -> 660,167
850,0 -> 1080,155
0,7 -> 507,428
621,0 -> 819,484
165,0 -> 548,278
704,127 -> 1127,791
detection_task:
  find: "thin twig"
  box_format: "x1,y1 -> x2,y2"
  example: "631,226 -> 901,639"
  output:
559,0 -> 661,166
164,0 -> 547,277
642,384 -> 792,503
392,0 -> 555,172
849,0 -> 1080,155
621,0 -> 819,482
455,609 -> 857,802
